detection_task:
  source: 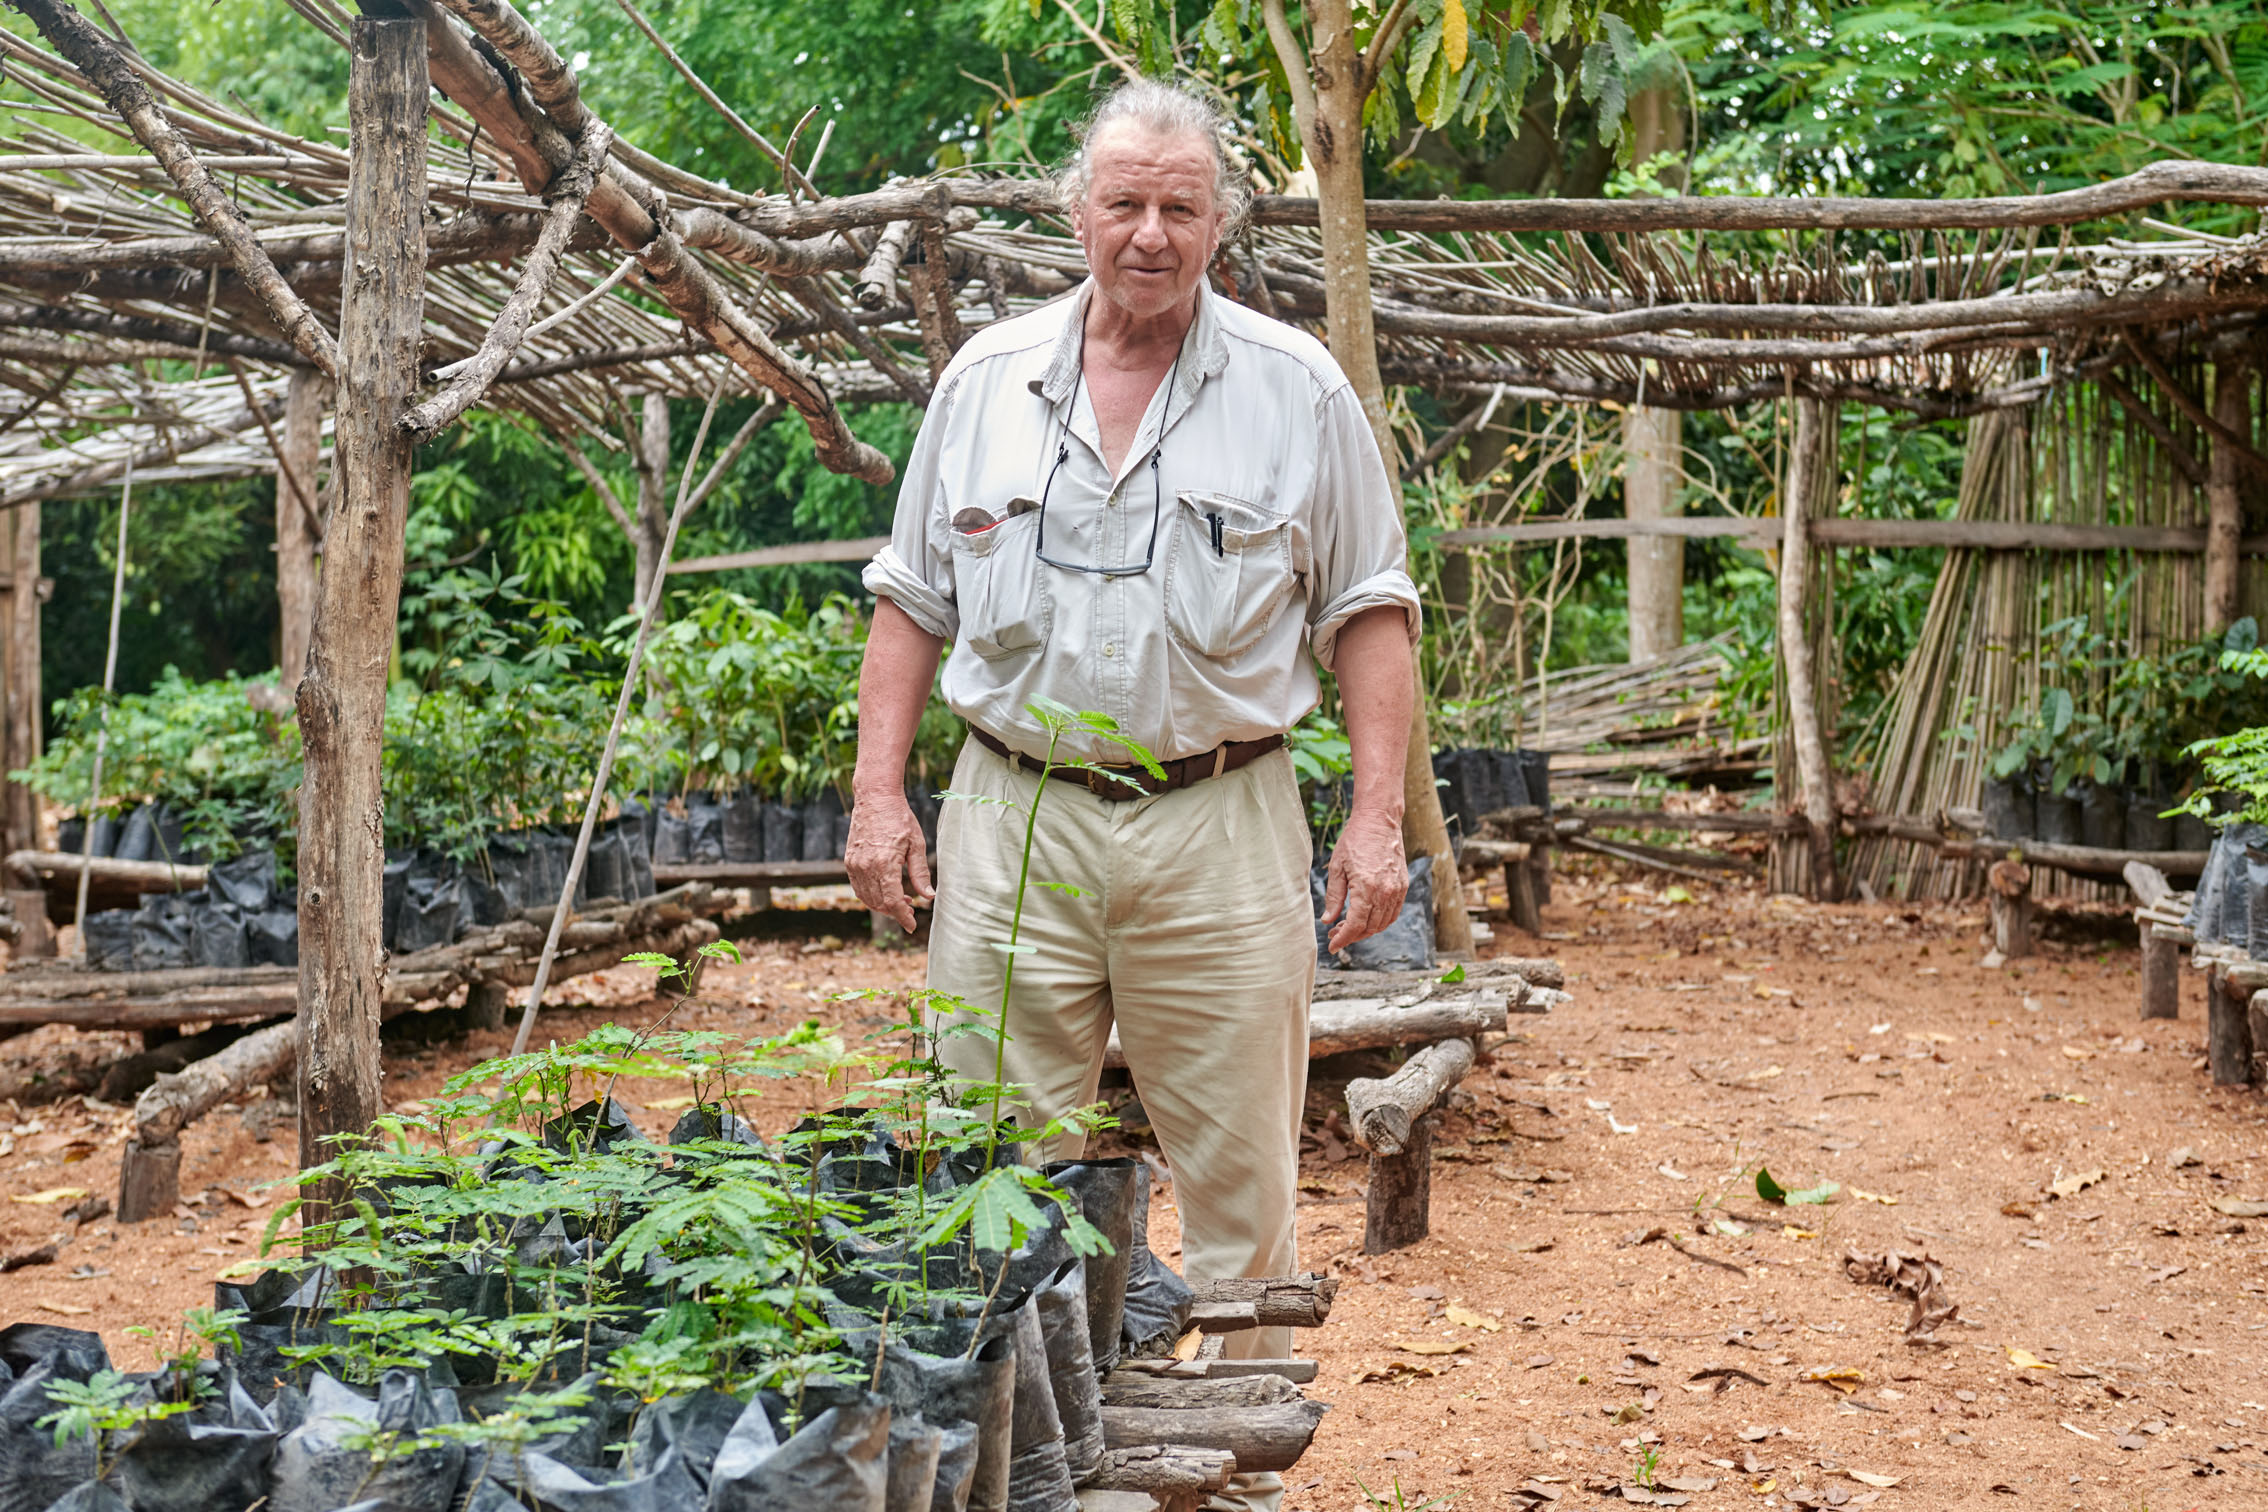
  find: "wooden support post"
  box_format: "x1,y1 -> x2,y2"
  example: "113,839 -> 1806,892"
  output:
1504,858 -> 1541,935
1347,1036 -> 1475,1155
1363,1110 -> 1436,1254
2208,963 -> 2254,1086
1529,839 -> 1552,906
1988,857 -> 2034,959
277,369 -> 328,687
118,1018 -> 296,1221
1776,399 -> 1840,902
296,11 -> 426,1210
2142,925 -> 2182,1020
1624,402 -> 1684,662
116,1139 -> 181,1224
2207,359 -> 2250,633
3,498 -> 39,865
466,979 -> 511,1031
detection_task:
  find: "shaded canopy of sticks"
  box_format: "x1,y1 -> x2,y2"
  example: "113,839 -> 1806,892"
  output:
4,0 -> 2268,503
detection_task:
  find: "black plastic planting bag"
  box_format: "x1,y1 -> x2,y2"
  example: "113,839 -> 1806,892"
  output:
760,802 -> 800,864
2187,831 -> 2231,942
873,1334 -> 1014,1512
1318,855 -> 1434,972
623,1388 -> 743,1485
0,1362 -> 97,1512
2035,778 -> 2082,846
2125,790 -> 2174,853
1119,1175 -> 1193,1358
803,791 -> 846,862
208,849 -> 278,913
684,793 -> 726,866
2078,779 -> 2124,850
705,1390 -> 890,1512
1492,750 -> 1531,814
1032,1260 -> 1101,1484
582,824 -> 628,905
82,909 -> 135,971
383,853 -> 412,948
2250,849 -> 2268,961
928,1421 -> 979,1512
131,894 -> 195,971
87,812 -> 119,860
2222,825 -> 2267,945
114,802 -> 159,862
651,805 -> 691,866
884,1412 -> 944,1512
397,861 -> 472,954
1002,1294 -> 1074,1512
619,816 -> 655,899
481,832 -> 544,914
721,793 -> 763,863
190,896 -> 251,970
1043,1158 -> 1137,1375
490,1444 -> 702,1512
2177,808 -> 2215,854
247,906 -> 300,968
0,1325 -> 110,1381
114,1374 -> 278,1512
1979,776 -> 2030,840
268,1370 -> 466,1512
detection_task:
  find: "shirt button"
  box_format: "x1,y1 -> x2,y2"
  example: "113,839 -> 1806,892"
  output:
1102,643 -> 1117,658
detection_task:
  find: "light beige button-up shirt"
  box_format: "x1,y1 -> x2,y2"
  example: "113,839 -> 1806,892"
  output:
862,278 -> 1422,764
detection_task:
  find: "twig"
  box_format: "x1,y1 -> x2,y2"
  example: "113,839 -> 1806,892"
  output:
509,373 -> 730,1058
73,452 -> 132,949
610,0 -> 814,195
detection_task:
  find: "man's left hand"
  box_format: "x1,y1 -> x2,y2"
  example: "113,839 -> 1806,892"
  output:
1320,809 -> 1409,952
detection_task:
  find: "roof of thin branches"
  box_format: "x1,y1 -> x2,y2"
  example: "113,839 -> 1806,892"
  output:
5,0 -> 2268,506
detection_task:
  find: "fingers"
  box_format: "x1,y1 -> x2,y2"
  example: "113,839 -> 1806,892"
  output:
907,831 -> 936,903
1326,866 -> 1409,951
1319,857 -> 1349,930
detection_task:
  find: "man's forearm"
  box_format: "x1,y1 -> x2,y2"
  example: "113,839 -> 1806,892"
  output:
1333,606 -> 1414,825
854,598 -> 947,800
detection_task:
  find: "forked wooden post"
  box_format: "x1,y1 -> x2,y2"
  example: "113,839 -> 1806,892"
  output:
294,8 -> 426,1206
1776,398 -> 1840,902
1988,856 -> 2034,959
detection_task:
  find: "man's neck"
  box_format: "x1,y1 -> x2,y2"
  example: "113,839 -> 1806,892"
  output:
1082,284 -> 1199,370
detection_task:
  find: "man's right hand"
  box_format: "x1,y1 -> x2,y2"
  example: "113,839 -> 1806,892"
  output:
846,791 -> 935,933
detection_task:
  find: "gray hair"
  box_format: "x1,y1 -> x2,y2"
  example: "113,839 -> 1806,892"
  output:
1056,78 -> 1252,239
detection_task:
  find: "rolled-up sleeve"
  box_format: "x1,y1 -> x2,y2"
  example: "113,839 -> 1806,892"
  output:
1305,378 -> 1422,672
861,372 -> 961,640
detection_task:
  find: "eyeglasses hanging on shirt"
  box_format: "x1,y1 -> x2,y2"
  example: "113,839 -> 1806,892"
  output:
1030,323 -> 1203,577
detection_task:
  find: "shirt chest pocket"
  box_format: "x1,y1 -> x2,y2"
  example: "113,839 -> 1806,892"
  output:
950,509 -> 1050,660
1162,491 -> 1296,659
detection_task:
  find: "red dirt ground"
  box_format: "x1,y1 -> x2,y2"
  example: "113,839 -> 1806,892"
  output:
4,866 -> 2265,1512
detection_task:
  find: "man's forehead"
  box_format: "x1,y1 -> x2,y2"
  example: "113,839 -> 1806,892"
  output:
1086,123 -> 1215,190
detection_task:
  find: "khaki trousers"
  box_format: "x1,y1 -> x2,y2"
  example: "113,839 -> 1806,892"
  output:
926,736 -> 1315,1363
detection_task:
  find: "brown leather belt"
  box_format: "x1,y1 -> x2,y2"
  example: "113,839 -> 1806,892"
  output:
970,726 -> 1285,802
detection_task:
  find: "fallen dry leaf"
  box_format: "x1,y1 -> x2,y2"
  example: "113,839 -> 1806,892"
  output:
1354,1360 -> 1447,1384
1171,1328 -> 1204,1363
1850,1188 -> 1899,1206
2210,1197 -> 2268,1218
642,1095 -> 699,1111
10,1186 -> 89,1205
1845,1470 -> 1902,1488
1845,1248 -> 1960,1342
2061,1044 -> 2095,1060
1393,1339 -> 1473,1356
35,1300 -> 91,1316
1445,1305 -> 1503,1333
2049,1168 -> 2105,1199
2006,1346 -> 2054,1370
1801,1366 -> 1864,1394
2061,1421 -> 2099,1441
2000,1201 -> 2036,1218
1781,1225 -> 1819,1240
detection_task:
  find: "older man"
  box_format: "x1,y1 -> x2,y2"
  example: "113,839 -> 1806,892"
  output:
849,79 -> 1419,1498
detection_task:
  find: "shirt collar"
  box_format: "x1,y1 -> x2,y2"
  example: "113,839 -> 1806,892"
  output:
1036,277 -> 1232,419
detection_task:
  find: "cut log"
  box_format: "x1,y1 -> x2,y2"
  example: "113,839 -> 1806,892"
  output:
2142,924 -> 2183,1021
6,850 -> 207,892
1100,1373 -> 1300,1409
1505,858 -> 1541,936
2124,860 -> 2176,910
1109,1358 -> 1318,1384
115,1139 -> 181,1225
1346,1037 -> 1476,1156
1363,1111 -> 1438,1255
1104,990 -> 1512,1070
1098,1400 -> 1326,1474
134,1018 -> 296,1147
1083,1443 -> 1235,1498
1184,1274 -> 1338,1329
2210,964 -> 2254,1086
1317,956 -> 1564,993
1988,858 -> 2034,959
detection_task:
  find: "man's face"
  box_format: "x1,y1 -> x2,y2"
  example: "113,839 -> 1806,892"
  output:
1072,122 -> 1224,323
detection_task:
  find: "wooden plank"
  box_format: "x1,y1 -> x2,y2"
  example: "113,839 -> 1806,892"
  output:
650,857 -> 856,887
8,849 -> 207,891
1110,1359 -> 1319,1385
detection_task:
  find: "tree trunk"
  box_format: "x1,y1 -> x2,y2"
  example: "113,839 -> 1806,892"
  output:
3,499 -> 39,859
1623,403 -> 1683,661
633,392 -> 670,610
1776,399 -> 1840,901
1274,0 -> 1470,956
2207,359 -> 2249,632
295,12 -> 427,1209
278,369 -> 329,688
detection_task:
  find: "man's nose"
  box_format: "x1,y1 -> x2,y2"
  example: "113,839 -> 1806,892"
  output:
1132,206 -> 1170,247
